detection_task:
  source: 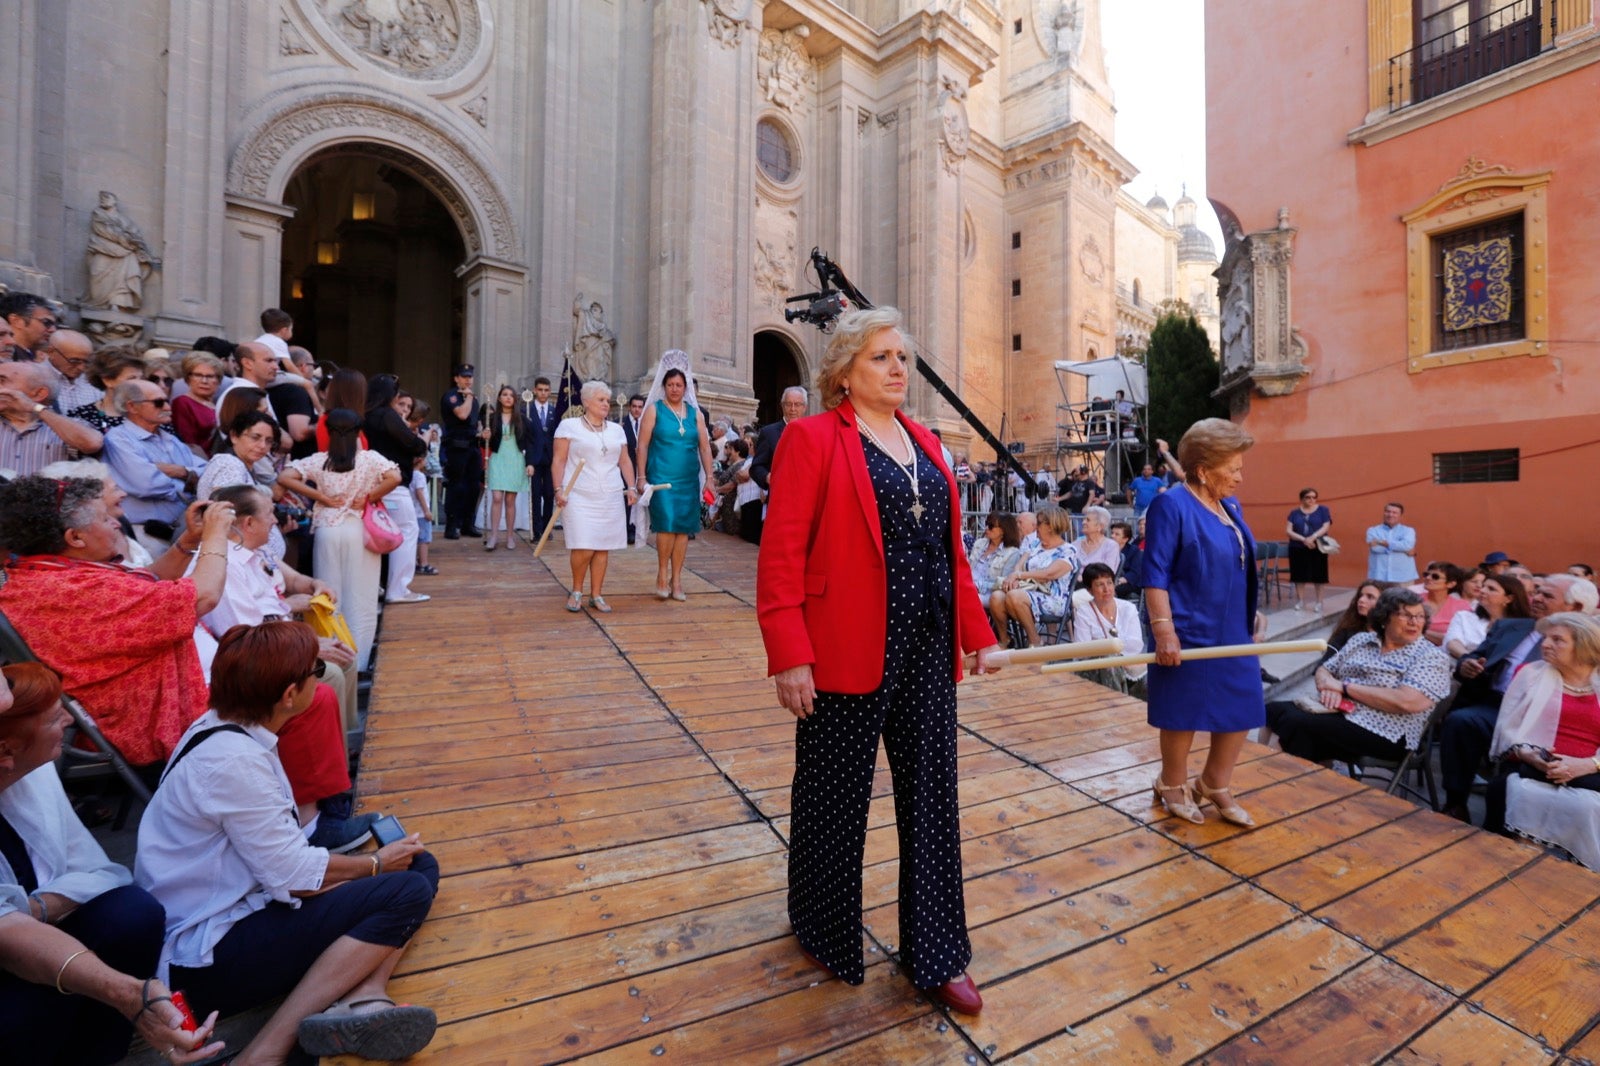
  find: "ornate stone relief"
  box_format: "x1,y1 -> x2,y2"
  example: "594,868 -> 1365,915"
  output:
1432,155 -> 1521,213
227,93 -> 519,260
1035,0 -> 1082,63
317,0 -> 482,80
937,75 -> 970,176
1215,211 -> 1307,402
753,195 -> 798,312
704,0 -> 751,49
280,15 -> 316,56
758,27 -> 816,116
462,92 -> 487,127
1078,234 -> 1104,284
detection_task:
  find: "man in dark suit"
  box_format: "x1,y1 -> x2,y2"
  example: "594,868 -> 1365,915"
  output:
527,376 -> 557,537
748,387 -> 809,545
1439,575 -> 1559,820
621,393 -> 645,544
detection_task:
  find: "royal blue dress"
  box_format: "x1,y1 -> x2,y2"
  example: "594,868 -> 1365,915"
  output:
1143,485 -> 1265,733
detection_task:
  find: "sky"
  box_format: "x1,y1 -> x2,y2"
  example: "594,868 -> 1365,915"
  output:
1099,1 -> 1226,252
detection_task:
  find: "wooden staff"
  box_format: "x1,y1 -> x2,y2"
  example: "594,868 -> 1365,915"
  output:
532,459 -> 585,558
1039,638 -> 1328,676
977,639 -> 1123,670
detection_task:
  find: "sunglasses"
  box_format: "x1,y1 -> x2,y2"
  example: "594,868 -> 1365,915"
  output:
31,315 -> 58,329
1425,571 -> 1446,579
149,376 -> 174,386
131,397 -> 169,408
300,660 -> 328,684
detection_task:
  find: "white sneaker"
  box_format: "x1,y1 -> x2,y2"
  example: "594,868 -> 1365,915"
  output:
386,592 -> 431,604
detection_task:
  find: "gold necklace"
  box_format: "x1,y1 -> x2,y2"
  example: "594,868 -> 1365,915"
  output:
666,400 -> 689,437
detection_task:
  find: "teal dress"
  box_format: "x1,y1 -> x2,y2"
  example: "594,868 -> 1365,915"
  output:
486,419 -> 529,492
646,399 -> 702,533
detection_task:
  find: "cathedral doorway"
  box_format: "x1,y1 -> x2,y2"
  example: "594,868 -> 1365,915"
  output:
752,330 -> 805,426
279,149 -> 465,407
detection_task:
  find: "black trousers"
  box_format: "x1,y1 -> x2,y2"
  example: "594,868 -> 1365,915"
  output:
788,621 -> 969,989
738,500 -> 763,544
443,446 -> 483,533
1440,702 -> 1501,807
531,463 -> 555,537
0,885 -> 165,1066
1266,701 -> 1407,764
172,852 -> 439,1019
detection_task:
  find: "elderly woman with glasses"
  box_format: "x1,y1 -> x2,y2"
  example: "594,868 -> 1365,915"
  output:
170,352 -> 226,458
137,622 -> 441,1064
1266,587 -> 1454,764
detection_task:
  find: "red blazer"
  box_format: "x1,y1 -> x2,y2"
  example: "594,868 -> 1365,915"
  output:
756,399 -> 996,693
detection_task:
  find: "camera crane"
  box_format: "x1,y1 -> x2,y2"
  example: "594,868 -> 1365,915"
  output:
784,248 -> 1044,499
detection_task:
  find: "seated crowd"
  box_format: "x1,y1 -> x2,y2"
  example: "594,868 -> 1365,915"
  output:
0,299 -> 446,1063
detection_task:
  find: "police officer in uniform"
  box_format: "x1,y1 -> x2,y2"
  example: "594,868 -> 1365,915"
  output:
441,363 -> 484,539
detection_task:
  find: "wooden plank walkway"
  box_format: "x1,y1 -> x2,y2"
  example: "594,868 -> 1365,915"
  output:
337,531 -> 1600,1065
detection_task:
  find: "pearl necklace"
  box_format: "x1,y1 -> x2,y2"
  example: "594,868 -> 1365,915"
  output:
581,415 -> 609,455
1562,679 -> 1596,697
856,415 -> 923,522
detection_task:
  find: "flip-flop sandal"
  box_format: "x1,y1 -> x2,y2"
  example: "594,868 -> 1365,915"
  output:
297,997 -> 437,1061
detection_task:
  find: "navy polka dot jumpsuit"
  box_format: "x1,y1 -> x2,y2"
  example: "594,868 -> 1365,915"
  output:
787,436 -> 971,989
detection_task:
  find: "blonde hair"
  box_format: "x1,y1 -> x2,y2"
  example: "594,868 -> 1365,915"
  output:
180,351 -> 225,381
1177,418 -> 1254,484
1538,612 -> 1600,668
1033,505 -> 1071,539
816,306 -> 914,410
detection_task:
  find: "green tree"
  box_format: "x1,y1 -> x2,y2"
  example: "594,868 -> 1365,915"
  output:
1145,309 -> 1226,449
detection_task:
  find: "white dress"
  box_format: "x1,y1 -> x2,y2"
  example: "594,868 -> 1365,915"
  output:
554,417 -> 628,551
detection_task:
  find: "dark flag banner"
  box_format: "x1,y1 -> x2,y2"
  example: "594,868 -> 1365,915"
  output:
552,357 -> 584,421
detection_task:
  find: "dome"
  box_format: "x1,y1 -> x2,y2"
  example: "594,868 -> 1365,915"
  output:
1145,191 -> 1169,213
1177,224 -> 1217,263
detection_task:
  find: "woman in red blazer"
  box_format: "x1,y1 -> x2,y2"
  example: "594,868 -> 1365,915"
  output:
756,307 -> 1001,1016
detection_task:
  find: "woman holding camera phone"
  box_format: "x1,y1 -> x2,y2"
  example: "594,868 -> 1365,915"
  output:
138,622 -> 441,1064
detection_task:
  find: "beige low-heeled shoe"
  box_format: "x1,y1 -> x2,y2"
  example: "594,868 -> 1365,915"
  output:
1152,778 -> 1204,824
1192,777 -> 1255,827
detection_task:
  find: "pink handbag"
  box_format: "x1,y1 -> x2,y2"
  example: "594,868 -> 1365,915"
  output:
362,500 -> 404,554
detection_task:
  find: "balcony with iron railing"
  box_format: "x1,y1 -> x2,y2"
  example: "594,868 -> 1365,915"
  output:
1387,0 -> 1557,110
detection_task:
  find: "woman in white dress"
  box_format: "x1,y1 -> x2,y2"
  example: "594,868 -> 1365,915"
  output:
552,381 -> 638,614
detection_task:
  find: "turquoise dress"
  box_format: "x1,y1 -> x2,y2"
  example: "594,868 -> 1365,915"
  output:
646,399 -> 702,533
486,418 -> 529,492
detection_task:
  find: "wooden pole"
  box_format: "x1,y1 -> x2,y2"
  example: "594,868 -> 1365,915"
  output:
1039,639 -> 1328,676
977,639 -> 1124,669
532,459 -> 586,558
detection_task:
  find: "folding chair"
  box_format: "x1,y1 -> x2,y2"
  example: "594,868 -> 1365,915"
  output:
0,609 -> 153,822
1348,696 -> 1451,809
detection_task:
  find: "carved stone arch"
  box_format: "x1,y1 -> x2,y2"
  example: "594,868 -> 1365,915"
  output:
226,88 -> 520,262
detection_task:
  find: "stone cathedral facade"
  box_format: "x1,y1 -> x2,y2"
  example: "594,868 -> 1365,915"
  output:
0,0 -> 1183,462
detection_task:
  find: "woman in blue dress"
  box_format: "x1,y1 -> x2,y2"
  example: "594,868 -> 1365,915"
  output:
637,351 -> 714,601
1143,419 -> 1265,827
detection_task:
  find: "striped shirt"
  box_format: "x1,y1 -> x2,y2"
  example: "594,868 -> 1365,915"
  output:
42,361 -> 104,412
0,417 -> 69,477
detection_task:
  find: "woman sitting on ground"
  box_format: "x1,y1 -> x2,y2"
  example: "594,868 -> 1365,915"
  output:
1323,581 -> 1382,663
136,622 -> 441,1065
1421,561 -> 1473,646
966,512 -> 1021,600
0,476 -> 233,765
989,505 -> 1076,648
1071,505 -> 1120,571
1267,587 -> 1453,765
0,663 -> 223,1066
1071,562 -> 1146,690
1484,613 -> 1600,866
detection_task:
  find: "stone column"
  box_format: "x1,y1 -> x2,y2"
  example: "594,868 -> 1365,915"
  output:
153,0 -> 231,344
459,256 -> 530,394
646,0 -> 758,411
0,0 -> 49,294
222,195 -> 296,341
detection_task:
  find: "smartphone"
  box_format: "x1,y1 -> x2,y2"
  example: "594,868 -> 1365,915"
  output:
371,814 -> 406,846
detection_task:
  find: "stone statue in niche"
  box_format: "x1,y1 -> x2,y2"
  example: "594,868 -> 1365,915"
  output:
1044,0 -> 1083,62
937,76 -> 970,176
1218,255 -> 1253,379
337,0 -> 459,72
565,294 -> 617,383
758,27 -> 815,115
84,191 -> 159,313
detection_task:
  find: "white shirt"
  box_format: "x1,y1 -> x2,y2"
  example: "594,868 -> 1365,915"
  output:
0,764 -> 132,920
135,710 -> 330,981
1443,609 -> 1489,658
253,333 -> 292,365
1072,596 -> 1147,679
188,541 -> 291,635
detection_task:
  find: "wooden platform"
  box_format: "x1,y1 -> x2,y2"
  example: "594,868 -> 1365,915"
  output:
341,532 -> 1600,1065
